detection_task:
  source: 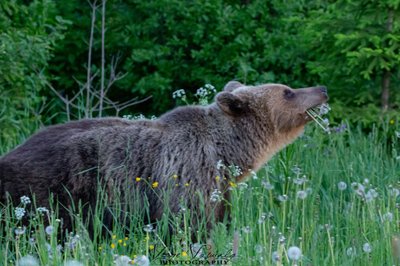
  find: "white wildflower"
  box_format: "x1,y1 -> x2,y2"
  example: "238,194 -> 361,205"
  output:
15,207 -> 26,220
338,181 -> 347,191
318,103 -> 331,115
287,246 -> 302,261
363,243 -> 372,253
382,212 -> 393,222
20,196 -> 31,205
172,89 -> 186,99
37,207 -> 49,214
16,255 -> 39,266
133,255 -> 150,266
210,189 -> 222,203
229,165 -> 242,177
216,160 -> 225,170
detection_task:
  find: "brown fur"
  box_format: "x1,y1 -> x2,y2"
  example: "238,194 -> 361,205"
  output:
0,81 -> 327,229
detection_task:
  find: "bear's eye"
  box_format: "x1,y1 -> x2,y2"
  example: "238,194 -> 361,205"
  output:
284,89 -> 295,100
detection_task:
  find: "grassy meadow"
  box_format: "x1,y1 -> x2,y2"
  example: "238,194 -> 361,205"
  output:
0,121 -> 399,266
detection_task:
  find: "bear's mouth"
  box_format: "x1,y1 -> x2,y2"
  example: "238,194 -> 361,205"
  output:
305,103 -> 330,132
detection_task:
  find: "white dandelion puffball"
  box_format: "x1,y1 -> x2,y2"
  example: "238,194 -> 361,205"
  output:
338,181 -> 347,191
114,255 -> 132,266
133,255 -> 150,266
16,255 -> 39,266
45,225 -> 54,235
363,243 -> 372,253
287,246 -> 302,261
64,260 -> 84,266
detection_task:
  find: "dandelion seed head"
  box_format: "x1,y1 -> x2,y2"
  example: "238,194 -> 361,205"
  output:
45,225 -> 54,235
133,255 -> 150,266
15,226 -> 26,235
16,255 -> 39,266
255,244 -> 264,254
262,181 -> 274,190
114,255 -> 132,266
278,195 -> 288,202
291,165 -> 302,175
390,188 -> 400,198
143,224 -> 154,233
293,176 -> 307,185
383,212 -> 393,222
287,246 -> 302,261
242,226 -> 251,234
338,181 -> 347,191
296,190 -> 307,200
363,243 -> 372,253
272,251 -> 280,263
346,247 -> 356,257
64,260 -> 84,266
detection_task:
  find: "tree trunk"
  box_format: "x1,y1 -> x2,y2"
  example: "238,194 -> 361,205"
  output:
381,9 -> 393,111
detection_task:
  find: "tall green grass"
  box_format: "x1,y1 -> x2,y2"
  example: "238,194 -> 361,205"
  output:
0,122 -> 399,265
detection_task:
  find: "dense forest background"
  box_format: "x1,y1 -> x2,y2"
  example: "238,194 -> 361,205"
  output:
1,0 -> 399,148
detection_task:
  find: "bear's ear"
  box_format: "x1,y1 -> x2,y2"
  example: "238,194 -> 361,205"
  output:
216,92 -> 248,116
223,81 -> 244,92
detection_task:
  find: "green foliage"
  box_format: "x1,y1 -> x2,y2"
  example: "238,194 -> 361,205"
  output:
0,0 -> 68,151
1,124 -> 399,264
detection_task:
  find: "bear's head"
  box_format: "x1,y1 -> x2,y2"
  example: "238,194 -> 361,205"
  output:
216,81 -> 328,133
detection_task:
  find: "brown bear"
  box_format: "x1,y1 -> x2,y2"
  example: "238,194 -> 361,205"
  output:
0,81 -> 328,230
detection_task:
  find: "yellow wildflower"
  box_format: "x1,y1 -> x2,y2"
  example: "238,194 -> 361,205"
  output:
118,239 -> 123,244
123,242 -> 127,247
185,182 -> 189,187
111,243 -> 116,249
181,251 -> 188,257
135,177 -> 141,182
149,244 -> 155,250
229,181 -> 237,188
172,174 -> 178,179
112,235 -> 117,239
215,175 -> 220,181
124,237 -> 129,241
152,181 -> 159,188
